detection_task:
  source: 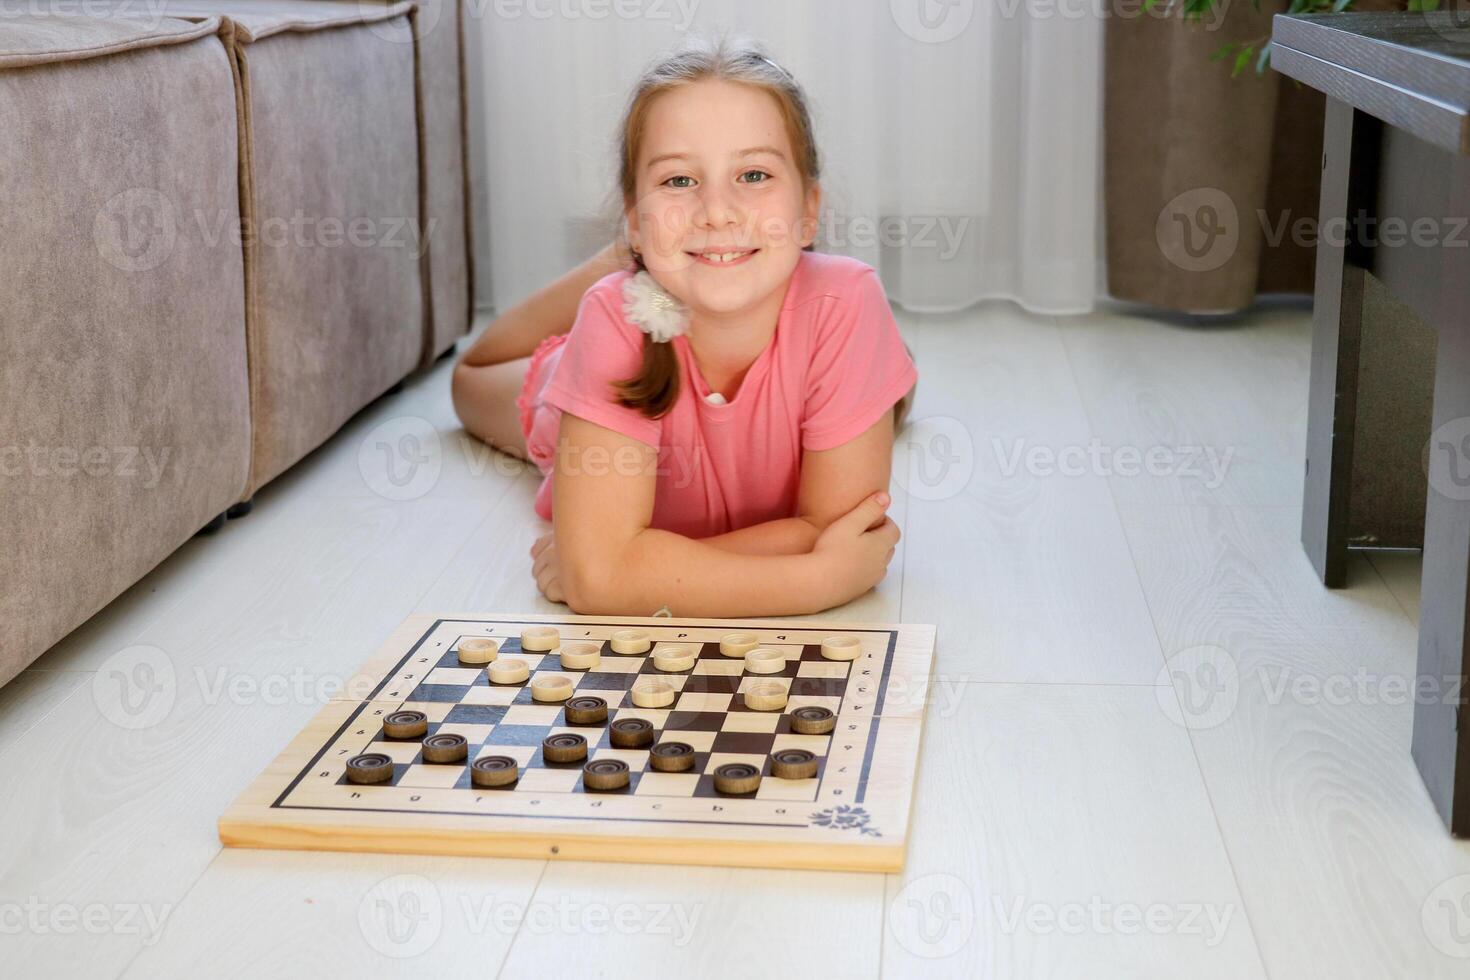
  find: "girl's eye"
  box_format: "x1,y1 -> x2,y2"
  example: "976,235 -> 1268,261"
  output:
740,170 -> 772,184
664,175 -> 695,189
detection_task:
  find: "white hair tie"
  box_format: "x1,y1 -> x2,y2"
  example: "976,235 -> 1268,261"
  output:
622,271 -> 690,344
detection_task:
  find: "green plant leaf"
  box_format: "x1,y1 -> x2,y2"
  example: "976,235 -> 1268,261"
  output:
1256,43 -> 1272,74
1232,45 -> 1254,77
1211,41 -> 1237,62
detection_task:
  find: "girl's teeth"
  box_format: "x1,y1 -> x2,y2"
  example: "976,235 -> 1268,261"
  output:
701,251 -> 750,263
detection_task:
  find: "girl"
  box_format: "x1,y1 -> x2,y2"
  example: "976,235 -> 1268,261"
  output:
452,35 -> 918,618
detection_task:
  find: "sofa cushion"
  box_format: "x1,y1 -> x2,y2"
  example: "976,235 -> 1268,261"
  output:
0,14 -> 251,685
209,0 -> 425,490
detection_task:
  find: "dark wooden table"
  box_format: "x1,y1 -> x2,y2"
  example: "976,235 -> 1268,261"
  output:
1272,11 -> 1470,836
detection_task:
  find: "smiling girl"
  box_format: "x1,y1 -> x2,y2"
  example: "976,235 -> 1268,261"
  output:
452,35 -> 918,617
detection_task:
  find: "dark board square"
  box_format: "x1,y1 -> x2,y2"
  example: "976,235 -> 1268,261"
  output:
576,771 -> 644,795
637,659 -> 697,677
529,746 -> 592,770
661,711 -> 727,733
454,769 -> 512,790
442,704 -> 512,726
789,677 -> 846,698
484,724 -> 550,747
377,729 -> 426,743
711,730 -> 778,755
759,754 -> 829,780
693,774 -> 758,799
335,762 -> 410,787
589,729 -> 617,750
511,683 -> 552,706
680,674 -> 742,695
573,672 -> 640,691
409,683 -> 473,703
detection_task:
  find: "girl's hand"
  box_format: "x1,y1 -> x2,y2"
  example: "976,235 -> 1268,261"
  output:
530,531 -> 566,604
809,491 -> 900,605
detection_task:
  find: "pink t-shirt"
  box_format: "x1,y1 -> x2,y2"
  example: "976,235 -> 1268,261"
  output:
533,251 -> 917,539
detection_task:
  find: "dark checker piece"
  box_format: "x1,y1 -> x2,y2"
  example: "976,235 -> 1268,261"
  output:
609,717 -> 655,748
383,710 -> 428,739
790,705 -> 836,735
422,733 -> 469,763
542,732 -> 589,763
470,755 -> 519,788
770,748 -> 818,780
345,753 -> 394,784
713,762 -> 761,795
649,741 -> 696,772
583,758 -> 631,791
564,696 -> 608,725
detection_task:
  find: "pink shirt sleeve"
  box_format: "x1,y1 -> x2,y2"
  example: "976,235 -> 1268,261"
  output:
800,267 -> 919,452
541,278 -> 662,449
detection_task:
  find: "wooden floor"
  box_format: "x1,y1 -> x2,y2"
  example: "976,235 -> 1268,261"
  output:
4,301 -> 1469,978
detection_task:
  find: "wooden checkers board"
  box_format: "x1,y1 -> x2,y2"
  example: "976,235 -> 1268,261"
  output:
220,614 -> 937,872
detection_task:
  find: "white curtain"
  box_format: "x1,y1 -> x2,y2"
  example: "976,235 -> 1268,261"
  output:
472,0 -> 1102,317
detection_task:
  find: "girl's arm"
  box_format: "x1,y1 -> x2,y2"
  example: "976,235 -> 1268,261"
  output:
552,414 -> 894,617
699,517 -> 822,556
457,242 -> 629,367
697,411 -> 898,557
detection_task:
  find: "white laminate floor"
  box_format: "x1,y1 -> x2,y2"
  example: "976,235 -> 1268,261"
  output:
3,301 -> 1468,979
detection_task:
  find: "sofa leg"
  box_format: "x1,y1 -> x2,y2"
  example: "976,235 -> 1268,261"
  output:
196,512 -> 227,536
436,344 -> 457,364
226,497 -> 254,520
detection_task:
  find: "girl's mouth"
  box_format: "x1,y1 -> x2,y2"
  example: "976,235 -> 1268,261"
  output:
688,248 -> 759,267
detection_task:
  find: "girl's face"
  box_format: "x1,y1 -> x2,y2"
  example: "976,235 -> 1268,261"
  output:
627,78 -> 820,324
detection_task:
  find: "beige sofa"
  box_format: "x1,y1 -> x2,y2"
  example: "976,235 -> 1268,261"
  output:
0,15 -> 252,686
0,4 -> 475,687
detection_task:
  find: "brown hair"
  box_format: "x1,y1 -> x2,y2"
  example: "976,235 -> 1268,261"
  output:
608,33 -> 822,420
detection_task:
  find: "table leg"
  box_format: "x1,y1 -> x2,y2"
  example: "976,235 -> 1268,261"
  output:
1414,309 -> 1470,837
1301,100 -> 1380,587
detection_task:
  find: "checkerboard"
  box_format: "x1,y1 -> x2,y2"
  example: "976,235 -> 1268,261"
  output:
220,613 -> 936,872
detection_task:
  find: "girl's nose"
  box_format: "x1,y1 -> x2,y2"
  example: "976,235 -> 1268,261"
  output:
696,183 -> 740,229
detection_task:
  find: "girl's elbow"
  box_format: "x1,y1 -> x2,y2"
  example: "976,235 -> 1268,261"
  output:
561,563 -> 617,614
562,580 -> 602,615
563,569 -> 649,615
560,569 -> 595,614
